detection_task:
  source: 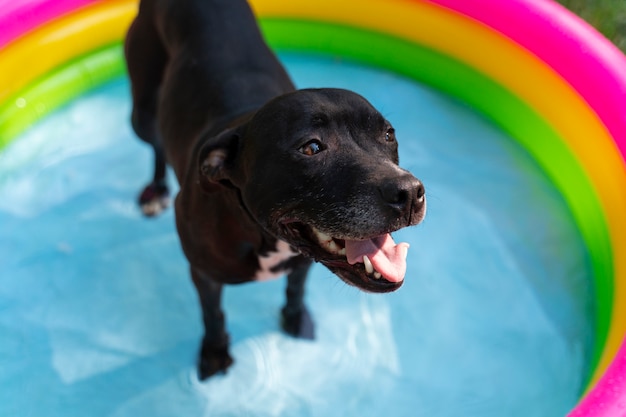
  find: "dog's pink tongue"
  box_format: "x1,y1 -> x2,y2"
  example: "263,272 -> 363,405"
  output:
345,234 -> 409,283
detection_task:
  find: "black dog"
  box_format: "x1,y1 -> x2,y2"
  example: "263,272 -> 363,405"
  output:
125,0 -> 426,380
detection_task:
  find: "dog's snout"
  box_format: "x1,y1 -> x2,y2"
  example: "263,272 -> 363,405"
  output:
379,175 -> 425,218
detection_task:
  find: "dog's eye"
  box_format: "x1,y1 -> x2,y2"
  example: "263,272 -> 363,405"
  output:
385,128 -> 396,142
299,139 -> 324,156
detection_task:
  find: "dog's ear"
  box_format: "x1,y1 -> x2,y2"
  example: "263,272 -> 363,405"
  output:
197,126 -> 242,192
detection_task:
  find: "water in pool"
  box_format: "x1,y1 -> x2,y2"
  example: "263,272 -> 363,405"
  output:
0,53 -> 594,417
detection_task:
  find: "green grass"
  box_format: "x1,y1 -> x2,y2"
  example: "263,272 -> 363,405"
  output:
556,0 -> 626,52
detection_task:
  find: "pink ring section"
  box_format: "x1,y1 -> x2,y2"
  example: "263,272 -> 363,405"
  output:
0,0 -> 97,49
428,1 -> 626,416
570,342 -> 626,416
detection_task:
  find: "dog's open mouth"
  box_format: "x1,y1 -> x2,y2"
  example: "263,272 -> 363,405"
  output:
281,222 -> 410,292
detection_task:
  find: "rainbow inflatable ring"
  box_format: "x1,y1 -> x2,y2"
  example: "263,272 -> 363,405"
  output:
1,0 -> 626,414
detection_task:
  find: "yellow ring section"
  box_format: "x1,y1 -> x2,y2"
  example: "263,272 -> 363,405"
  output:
251,0 -> 626,390
0,0 -> 137,104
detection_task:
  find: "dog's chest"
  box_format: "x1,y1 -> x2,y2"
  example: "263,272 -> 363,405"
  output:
254,240 -> 298,281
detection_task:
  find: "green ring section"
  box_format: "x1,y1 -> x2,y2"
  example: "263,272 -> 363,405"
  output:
0,18 -> 612,386
0,43 -> 126,149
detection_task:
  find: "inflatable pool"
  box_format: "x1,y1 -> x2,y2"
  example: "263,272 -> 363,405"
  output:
1,0 -> 625,415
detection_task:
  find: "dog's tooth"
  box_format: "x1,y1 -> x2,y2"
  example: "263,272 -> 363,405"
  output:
363,255 -> 374,274
402,244 -> 410,261
327,240 -> 341,254
313,228 -> 347,257
373,272 -> 382,279
315,229 -> 332,243
327,241 -> 346,256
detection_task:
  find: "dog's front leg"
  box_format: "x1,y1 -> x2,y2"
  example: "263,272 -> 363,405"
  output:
281,260 -> 315,340
190,267 -> 233,380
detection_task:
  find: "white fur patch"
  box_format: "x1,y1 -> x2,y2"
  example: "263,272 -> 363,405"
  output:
254,240 -> 297,281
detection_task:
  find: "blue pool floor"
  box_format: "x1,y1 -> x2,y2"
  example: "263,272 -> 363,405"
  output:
0,53 -> 593,417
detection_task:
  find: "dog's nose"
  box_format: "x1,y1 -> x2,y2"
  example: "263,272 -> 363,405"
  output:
379,174 -> 425,216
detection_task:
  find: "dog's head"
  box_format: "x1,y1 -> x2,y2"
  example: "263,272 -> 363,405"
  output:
199,88 -> 426,292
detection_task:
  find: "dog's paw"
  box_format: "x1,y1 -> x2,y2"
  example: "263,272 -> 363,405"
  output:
197,341 -> 234,380
138,181 -> 170,217
281,306 -> 315,340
